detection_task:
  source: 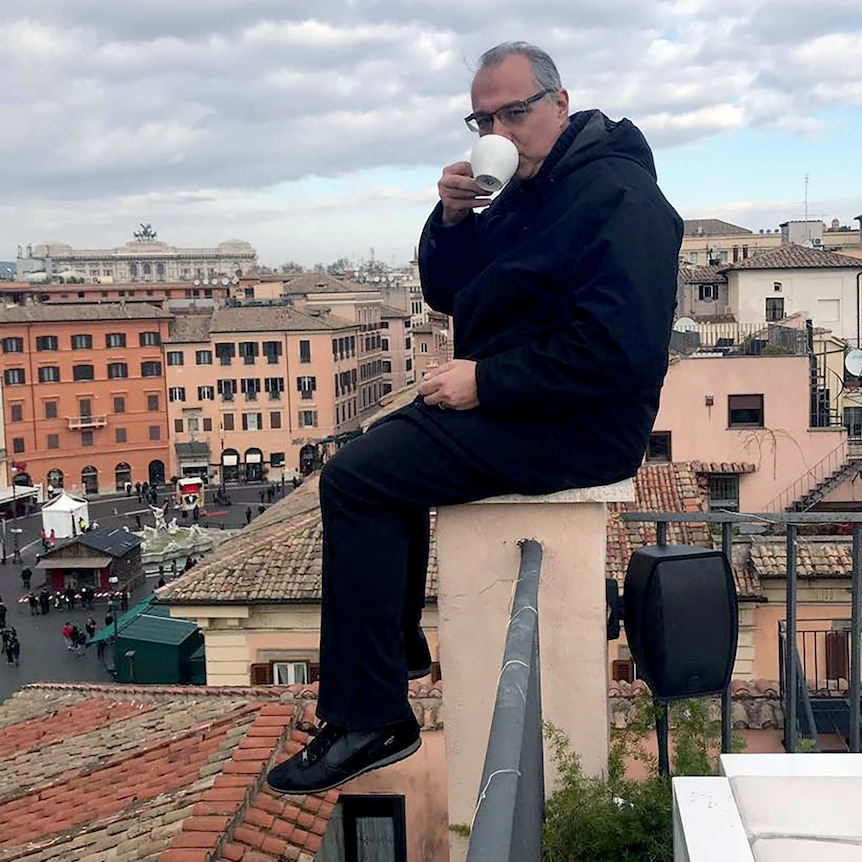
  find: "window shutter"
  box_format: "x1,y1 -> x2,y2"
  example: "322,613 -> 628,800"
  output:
826,631 -> 849,681
309,663 -> 320,683
250,662 -> 273,685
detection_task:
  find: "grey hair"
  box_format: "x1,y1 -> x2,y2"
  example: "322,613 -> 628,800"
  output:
477,42 -> 562,92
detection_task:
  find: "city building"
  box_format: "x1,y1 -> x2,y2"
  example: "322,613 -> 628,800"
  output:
380,305 -> 415,395
282,273 -> 385,420
0,303 -> 173,495
15,229 -> 257,283
164,305 -> 359,482
724,245 -> 862,342
412,311 -> 452,379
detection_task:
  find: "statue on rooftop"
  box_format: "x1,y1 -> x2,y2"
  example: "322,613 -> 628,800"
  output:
133,223 -> 157,242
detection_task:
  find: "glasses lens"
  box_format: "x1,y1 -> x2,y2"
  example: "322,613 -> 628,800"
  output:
499,104 -> 530,125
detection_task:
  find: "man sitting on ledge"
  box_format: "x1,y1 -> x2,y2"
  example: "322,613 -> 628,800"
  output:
267,40 -> 682,795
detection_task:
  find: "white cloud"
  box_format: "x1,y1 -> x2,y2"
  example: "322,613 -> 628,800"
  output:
0,1 -> 858,264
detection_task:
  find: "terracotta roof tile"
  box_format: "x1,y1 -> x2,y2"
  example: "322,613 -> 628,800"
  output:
749,537 -> 856,579
722,243 -> 862,271
0,686 -> 342,862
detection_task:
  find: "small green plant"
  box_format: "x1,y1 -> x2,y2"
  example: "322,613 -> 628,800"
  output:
542,697 -> 746,861
448,823 -> 471,838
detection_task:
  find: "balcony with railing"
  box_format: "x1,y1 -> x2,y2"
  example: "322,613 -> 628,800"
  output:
456,507 -> 862,861
67,414 -> 108,430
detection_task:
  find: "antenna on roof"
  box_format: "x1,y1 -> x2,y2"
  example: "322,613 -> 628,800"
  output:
846,350 -> 862,378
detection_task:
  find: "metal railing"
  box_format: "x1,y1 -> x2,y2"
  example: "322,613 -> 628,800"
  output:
762,438 -> 850,513
621,511 -> 862,754
466,539 -> 544,862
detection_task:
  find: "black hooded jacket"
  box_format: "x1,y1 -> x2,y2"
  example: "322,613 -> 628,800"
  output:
397,110 -> 682,493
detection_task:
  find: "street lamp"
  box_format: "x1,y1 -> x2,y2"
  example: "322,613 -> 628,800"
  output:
9,463 -> 23,564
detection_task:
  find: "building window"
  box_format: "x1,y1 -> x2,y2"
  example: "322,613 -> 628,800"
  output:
335,795 -> 408,862
45,401 -> 57,419
4,368 -> 25,385
381,337 -> 390,351
47,433 -> 59,449
36,335 -> 58,351
12,438 -> 24,454
38,366 -> 60,383
198,386 -> 215,401
646,431 -> 672,462
218,379 -> 237,401
708,474 -> 740,512
115,428 -> 127,444
297,376 -> 316,400
106,333 -> 126,348
147,394 -> 159,411
241,378 -> 261,401
698,284 -> 717,301
196,350 -> 212,365
113,396 -> 126,413
222,413 -> 235,431
139,331 -> 161,346
271,452 -> 284,467
10,403 -> 23,422
728,394 -> 764,428
1,337 -> 23,353
299,410 -> 318,428
687,251 -> 699,264
239,342 -> 259,364
79,398 -> 91,417
73,364 -> 95,381
299,340 -> 311,363
187,417 -> 199,433
148,425 -> 161,441
242,412 -> 263,431
141,361 -> 162,377
765,297 -> 785,322
215,343 -> 235,365
107,362 -> 128,379
167,351 -> 184,366
420,343 -> 428,354
174,418 -> 183,433
71,334 -> 93,350
203,417 -> 213,432
381,360 -> 392,373
406,358 -> 412,372
81,430 -> 94,447
169,387 -> 186,402
270,411 -> 282,429
773,281 -> 782,292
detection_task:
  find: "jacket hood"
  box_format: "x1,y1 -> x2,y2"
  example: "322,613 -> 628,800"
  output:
537,109 -> 657,184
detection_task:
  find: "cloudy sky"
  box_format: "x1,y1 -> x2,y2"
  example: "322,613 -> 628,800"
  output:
1,1 -> 860,268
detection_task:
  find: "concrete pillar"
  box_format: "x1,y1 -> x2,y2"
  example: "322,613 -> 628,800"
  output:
435,481 -> 634,862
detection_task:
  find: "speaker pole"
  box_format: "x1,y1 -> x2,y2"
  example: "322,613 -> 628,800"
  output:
721,520 -> 734,753
655,698 -> 670,776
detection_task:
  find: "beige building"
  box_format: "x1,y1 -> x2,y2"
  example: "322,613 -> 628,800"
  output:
380,304 -> 415,395
412,312 -> 453,379
17,231 -> 257,284
681,218 -> 783,268
164,305 -> 359,482
282,273 -> 385,421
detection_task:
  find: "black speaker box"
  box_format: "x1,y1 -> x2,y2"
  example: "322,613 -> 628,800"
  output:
623,545 -> 738,701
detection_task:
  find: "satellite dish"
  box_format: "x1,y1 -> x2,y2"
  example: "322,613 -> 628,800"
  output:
673,317 -> 698,333
221,277 -> 230,286
202,279 -> 209,285
193,279 -> 201,286
846,349 -> 862,378
231,276 -> 239,285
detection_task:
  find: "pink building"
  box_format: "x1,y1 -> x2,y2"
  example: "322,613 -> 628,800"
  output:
648,352 -> 846,512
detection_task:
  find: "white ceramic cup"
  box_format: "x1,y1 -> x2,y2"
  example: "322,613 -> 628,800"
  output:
469,135 -> 519,193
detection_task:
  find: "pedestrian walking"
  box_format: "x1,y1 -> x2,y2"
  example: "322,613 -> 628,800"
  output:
124,481 -> 132,496
73,629 -> 87,656
257,504 -> 265,517
40,528 -> 48,551
135,513 -> 142,531
27,593 -> 38,616
64,584 -> 76,611
245,506 -> 252,525
259,489 -> 265,504
39,588 -> 50,615
0,598 -> 6,629
4,630 -> 19,666
120,590 -> 129,612
62,621 -> 74,650
49,529 -> 56,548
21,567 -> 32,590
85,616 -> 97,641
135,481 -> 142,502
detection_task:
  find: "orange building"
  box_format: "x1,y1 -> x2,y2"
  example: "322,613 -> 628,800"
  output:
164,305 -> 360,481
0,303 -> 172,495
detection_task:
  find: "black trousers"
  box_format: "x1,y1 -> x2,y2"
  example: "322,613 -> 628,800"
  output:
316,409 -> 515,729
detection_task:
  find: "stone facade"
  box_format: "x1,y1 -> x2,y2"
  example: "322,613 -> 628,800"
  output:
19,236 -> 257,283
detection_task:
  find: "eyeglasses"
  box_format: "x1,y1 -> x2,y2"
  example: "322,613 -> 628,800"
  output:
464,89 -> 554,134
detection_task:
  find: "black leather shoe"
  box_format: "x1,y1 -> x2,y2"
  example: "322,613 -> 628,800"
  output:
406,625 -> 432,680
266,715 -> 421,795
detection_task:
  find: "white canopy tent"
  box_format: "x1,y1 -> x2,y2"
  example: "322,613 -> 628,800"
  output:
41,491 -> 89,539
